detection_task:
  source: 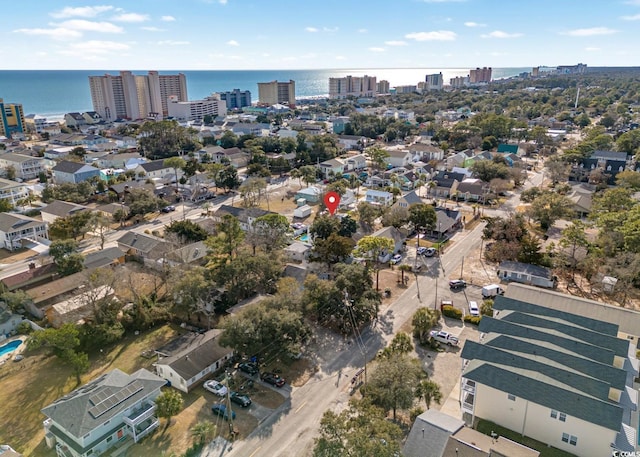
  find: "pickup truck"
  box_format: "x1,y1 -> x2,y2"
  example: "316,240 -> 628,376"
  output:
429,330 -> 459,346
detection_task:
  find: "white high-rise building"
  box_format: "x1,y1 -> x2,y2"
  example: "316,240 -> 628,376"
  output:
425,73 -> 443,90
167,96 -> 227,121
329,75 -> 377,99
89,71 -> 188,121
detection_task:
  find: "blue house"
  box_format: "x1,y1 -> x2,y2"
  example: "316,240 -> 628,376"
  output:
52,160 -> 101,184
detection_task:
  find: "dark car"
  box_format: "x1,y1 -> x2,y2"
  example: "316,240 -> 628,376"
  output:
211,403 -> 236,421
424,247 -> 437,257
261,372 -> 285,387
230,391 -> 252,407
238,362 -> 259,376
161,205 -> 176,213
449,279 -> 467,290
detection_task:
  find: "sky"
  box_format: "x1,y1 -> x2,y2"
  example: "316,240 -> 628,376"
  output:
3,0 -> 640,70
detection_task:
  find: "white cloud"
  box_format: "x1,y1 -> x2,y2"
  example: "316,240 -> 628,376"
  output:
161,15 -> 176,22
54,20 -> 124,33
51,6 -> 113,18
335,55 -> 346,60
219,0 -> 228,4
369,47 -> 385,52
385,40 -> 408,46
141,26 -> 164,32
464,21 -> 486,27
481,30 -> 523,38
227,40 -> 239,46
358,28 -> 367,33
405,30 -> 457,41
112,13 -> 149,22
585,47 -> 601,51
621,14 -> 640,20
561,27 -> 617,36
157,40 -> 190,46
13,27 -> 81,40
323,27 -> 339,32
305,27 -> 318,32
262,53 -> 270,57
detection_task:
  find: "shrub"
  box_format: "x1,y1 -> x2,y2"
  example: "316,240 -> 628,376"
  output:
441,305 -> 462,320
409,406 -> 425,423
464,315 -> 482,325
16,321 -> 33,335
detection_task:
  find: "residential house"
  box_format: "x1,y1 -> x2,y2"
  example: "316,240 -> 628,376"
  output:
0,152 -> 46,180
108,181 -> 155,201
41,368 -> 166,456
211,205 -> 276,231
64,112 -> 86,129
0,212 -> 49,251
570,150 -> 628,185
210,147 -> 249,168
83,247 -> 126,270
0,444 -> 22,457
97,152 -> 145,169
52,161 -> 100,184
163,241 -> 208,267
50,133 -> 110,148
283,263 -> 309,285
403,409 -> 539,457
431,171 -> 466,199
231,122 -> 271,137
387,149 -> 412,168
135,160 -> 180,183
46,284 -> 114,328
460,290 -> 639,457
394,190 -> 422,209
365,189 -> 394,206
1,263 -> 57,292
344,154 -> 367,171
433,208 -> 462,238
455,178 -> 490,202
284,241 -> 311,263
117,231 -> 169,261
40,200 -> 89,224
408,142 -> 444,162
370,226 -> 407,261
0,178 -> 30,206
96,202 -> 130,220
446,150 -> 472,170
82,111 -> 103,125
276,128 -> 298,139
336,135 -> 367,151
567,184 -> 593,218
331,116 -> 351,134
24,271 -> 88,318
318,158 -> 345,179
497,143 -> 519,154
294,186 -> 322,204
109,135 -> 137,150
497,261 -> 556,288
154,330 -> 234,393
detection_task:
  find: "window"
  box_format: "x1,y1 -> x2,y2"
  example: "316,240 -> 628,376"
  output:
550,410 -> 558,418
562,433 -> 569,443
561,433 -> 577,446
107,436 -> 113,443
559,412 -> 566,422
507,394 -> 516,401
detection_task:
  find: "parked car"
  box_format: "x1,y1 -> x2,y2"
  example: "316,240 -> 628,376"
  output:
449,279 -> 467,290
424,247 -> 437,257
468,301 -> 480,317
429,330 -> 459,346
238,362 -> 259,375
261,372 -> 286,387
13,355 -> 24,362
203,380 -> 228,397
211,403 -> 236,421
161,205 -> 176,213
230,391 -> 252,407
390,254 -> 403,265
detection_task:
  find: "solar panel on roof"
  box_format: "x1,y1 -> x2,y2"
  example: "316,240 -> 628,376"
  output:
88,381 -> 145,419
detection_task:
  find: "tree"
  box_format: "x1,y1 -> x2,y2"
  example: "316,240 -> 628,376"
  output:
239,177 -> 267,207
88,212 -> 111,250
409,203 -> 437,246
381,205 -> 409,229
15,190 -> 36,209
310,215 -> 340,240
314,399 -> 403,457
415,379 -> 443,409
384,332 -> 414,356
299,165 -> 317,187
210,253 -> 282,303
311,233 -> 355,271
0,290 -> 30,313
0,198 -> 13,212
165,219 -> 209,243
163,156 -> 186,187
169,266 -> 212,321
217,165 -> 241,193
559,221 -> 590,282
219,131 -> 238,149
290,168 -> 303,189
339,215 -> 357,238
354,236 -> 394,291
49,239 -> 84,276
49,211 -> 93,240
356,201 -> 380,232
27,324 -> 90,383
155,389 -> 184,428
248,213 -> 290,253
191,420 -> 216,446
616,170 -> 640,189
367,355 -> 424,420
545,157 -> 570,184
527,191 -> 574,230
127,189 -> 163,217
412,307 -> 439,345
367,146 -> 390,172
470,160 -> 510,182
205,214 -> 245,262
4,165 -> 16,180
617,129 -> 640,156
139,120 -> 201,159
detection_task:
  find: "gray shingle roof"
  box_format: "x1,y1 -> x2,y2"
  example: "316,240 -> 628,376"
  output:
41,368 -> 165,440
51,161 -> 88,174
41,200 -> 88,218
463,361 -> 623,431
116,231 -> 165,254
403,409 -> 464,457
83,247 -> 125,269
399,190 -> 422,205
0,212 -> 45,233
138,160 -> 169,172
498,261 -> 553,280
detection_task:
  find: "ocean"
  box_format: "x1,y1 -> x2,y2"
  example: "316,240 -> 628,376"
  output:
0,68 -> 530,119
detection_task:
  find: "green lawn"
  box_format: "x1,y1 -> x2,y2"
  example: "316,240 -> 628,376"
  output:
476,419 -> 577,457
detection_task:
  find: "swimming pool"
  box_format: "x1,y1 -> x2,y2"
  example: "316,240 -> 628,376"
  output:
0,340 -> 22,357
299,233 -> 310,242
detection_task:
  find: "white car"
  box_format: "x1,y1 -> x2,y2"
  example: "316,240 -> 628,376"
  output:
390,254 -> 403,265
203,380 -> 228,397
468,301 -> 480,317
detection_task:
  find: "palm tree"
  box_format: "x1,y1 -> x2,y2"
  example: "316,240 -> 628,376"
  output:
415,379 -> 443,409
16,190 -> 36,209
191,420 -> 216,445
398,264 -> 412,285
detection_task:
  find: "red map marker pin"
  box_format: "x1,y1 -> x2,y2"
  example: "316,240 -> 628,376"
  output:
324,191 -> 340,215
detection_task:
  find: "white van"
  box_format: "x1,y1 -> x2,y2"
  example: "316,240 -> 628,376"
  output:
481,284 -> 505,298
468,301 -> 480,317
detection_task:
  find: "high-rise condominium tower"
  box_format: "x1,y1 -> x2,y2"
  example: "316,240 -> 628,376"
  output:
0,99 -> 25,139
257,80 -> 295,107
89,71 -> 188,121
328,75 -> 377,99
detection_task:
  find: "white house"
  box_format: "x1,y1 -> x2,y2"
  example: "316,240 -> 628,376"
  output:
211,205 -> 276,231
0,153 -> 46,180
387,149 -> 412,168
365,189 -> 394,206
154,330 -> 234,393
460,289 -> 639,457
344,154 -> 367,171
51,161 -> 101,184
41,368 -> 166,457
318,158 -> 345,179
134,160 -> 180,183
0,212 -> 49,251
0,178 -> 30,206
337,135 -> 367,150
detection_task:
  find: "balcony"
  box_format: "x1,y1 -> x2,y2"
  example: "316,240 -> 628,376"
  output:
123,402 -> 156,426
55,443 -> 75,457
461,378 -> 476,415
131,417 -> 159,442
